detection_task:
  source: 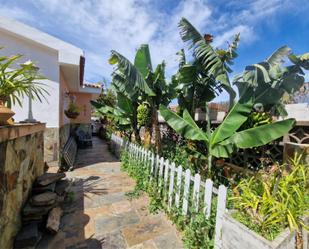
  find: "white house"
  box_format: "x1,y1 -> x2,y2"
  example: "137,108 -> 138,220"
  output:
0,16 -> 101,165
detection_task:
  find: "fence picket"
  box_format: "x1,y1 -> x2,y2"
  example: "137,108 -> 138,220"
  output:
150,153 -> 155,178
182,168 -> 191,215
175,165 -> 183,208
192,173 -> 201,212
204,179 -> 213,219
214,185 -> 227,249
164,159 -> 169,190
158,157 -> 164,188
168,162 -> 176,209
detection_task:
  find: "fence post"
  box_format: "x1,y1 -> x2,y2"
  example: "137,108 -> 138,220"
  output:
168,162 -> 176,210
192,173 -> 201,212
204,179 -> 213,219
158,157 -> 164,189
150,153 -> 155,179
175,165 -> 183,208
182,168 -> 191,215
214,185 -> 227,249
164,159 -> 169,190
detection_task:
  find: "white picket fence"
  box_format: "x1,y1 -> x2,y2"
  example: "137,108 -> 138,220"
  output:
111,134 -> 227,249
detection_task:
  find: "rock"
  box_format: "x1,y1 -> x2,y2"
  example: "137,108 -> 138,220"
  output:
46,207 -> 63,234
35,173 -> 65,186
32,182 -> 56,194
14,222 -> 42,249
55,180 -> 70,196
31,192 -> 57,206
23,202 -> 55,216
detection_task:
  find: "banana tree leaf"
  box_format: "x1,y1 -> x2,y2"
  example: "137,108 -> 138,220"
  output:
211,97 -> 253,145
281,74 -> 304,93
210,143 -> 235,158
178,64 -> 197,83
266,46 -> 291,67
217,73 -> 236,101
134,44 -> 152,78
98,106 -> 114,114
117,93 -> 133,115
109,50 -> 155,96
90,100 -> 103,109
226,118 -> 295,149
159,105 -> 208,141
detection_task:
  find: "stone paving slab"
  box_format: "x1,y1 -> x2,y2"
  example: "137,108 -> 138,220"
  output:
39,137 -> 183,249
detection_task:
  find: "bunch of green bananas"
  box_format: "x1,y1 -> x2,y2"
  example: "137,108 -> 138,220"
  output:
249,112 -> 272,127
137,102 -> 152,126
240,111 -> 272,130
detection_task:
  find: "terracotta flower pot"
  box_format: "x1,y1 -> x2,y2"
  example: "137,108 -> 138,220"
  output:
0,97 -> 15,125
64,110 -> 79,119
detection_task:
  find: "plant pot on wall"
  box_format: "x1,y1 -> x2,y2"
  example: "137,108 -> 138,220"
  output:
0,96 -> 15,125
64,110 -> 80,119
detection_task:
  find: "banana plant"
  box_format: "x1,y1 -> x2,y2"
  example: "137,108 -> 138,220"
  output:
233,46 -> 309,116
176,18 -> 239,112
108,48 -> 156,143
91,92 -> 133,137
109,44 -> 176,152
159,96 -> 295,175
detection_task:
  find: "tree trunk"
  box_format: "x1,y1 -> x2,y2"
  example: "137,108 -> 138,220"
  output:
132,102 -> 141,144
205,102 -> 212,177
153,109 -> 161,154
143,125 -> 152,149
133,128 -> 141,144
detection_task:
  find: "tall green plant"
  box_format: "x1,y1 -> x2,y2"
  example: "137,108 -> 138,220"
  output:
176,18 -> 239,112
159,96 -> 295,175
0,51 -> 48,107
233,46 -> 309,116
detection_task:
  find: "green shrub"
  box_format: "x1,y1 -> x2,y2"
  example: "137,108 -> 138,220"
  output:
231,154 -> 309,241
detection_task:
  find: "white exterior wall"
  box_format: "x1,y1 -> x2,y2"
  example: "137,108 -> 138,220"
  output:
0,30 -> 60,128
284,103 -> 309,122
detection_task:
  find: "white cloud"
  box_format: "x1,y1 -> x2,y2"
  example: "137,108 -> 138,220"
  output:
0,6 -> 34,22
0,0 -> 299,85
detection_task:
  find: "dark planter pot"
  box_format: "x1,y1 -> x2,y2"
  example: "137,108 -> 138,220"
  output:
64,110 -> 79,119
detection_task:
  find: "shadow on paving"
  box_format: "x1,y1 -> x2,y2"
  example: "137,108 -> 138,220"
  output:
37,176 -> 108,249
38,137 -> 183,249
74,137 -> 119,168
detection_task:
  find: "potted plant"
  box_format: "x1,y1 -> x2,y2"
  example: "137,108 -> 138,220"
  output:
0,50 -> 47,125
64,101 -> 80,119
222,154 -> 309,249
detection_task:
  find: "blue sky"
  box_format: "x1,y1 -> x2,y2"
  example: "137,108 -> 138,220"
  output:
0,0 -> 308,101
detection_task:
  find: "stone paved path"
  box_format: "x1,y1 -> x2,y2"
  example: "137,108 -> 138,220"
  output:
38,137 -> 183,249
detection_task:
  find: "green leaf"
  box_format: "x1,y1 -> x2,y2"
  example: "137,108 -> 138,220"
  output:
266,46 -> 291,67
90,100 -> 104,109
134,44 -> 152,78
211,97 -> 254,145
117,93 -> 133,115
227,119 -> 296,149
159,105 -> 208,141
109,50 -> 155,96
210,143 -> 235,158
178,64 -> 197,83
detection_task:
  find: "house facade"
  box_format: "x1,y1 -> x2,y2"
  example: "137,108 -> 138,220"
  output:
0,16 -> 101,165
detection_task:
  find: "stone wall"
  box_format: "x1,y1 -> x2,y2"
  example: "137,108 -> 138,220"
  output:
0,123 -> 45,249
44,127 -> 59,164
